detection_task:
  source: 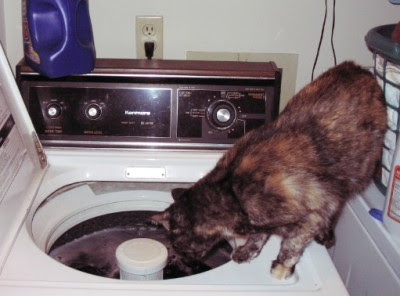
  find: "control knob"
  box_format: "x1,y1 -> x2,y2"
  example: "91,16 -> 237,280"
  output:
85,103 -> 102,120
207,100 -> 236,129
46,103 -> 62,119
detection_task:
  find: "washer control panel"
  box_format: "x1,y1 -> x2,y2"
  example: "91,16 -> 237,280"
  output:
177,89 -> 267,140
17,59 -> 281,149
28,86 -> 172,138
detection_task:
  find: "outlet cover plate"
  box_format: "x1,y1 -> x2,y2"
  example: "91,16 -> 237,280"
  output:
136,16 -> 163,59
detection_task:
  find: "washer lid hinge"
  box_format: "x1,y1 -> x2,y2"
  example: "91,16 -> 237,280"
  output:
32,132 -> 47,169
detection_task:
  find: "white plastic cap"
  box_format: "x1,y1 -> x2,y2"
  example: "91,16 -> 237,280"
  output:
116,238 -> 168,280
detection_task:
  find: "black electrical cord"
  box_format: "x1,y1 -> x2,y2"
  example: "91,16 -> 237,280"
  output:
311,0 -> 328,81
331,0 -> 337,66
311,0 -> 337,81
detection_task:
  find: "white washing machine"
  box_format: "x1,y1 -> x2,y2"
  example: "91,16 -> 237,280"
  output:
0,46 -> 348,295
329,184 -> 400,296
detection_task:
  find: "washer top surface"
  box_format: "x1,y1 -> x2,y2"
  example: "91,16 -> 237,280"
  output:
0,148 -> 347,295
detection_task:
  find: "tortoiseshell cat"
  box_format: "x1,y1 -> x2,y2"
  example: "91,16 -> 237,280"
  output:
153,61 -> 387,279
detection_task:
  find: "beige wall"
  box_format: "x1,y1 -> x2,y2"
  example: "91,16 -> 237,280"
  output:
1,0 -> 399,90
0,0 -> 5,50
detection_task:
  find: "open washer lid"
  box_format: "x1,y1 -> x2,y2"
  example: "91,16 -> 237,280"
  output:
0,44 -> 47,270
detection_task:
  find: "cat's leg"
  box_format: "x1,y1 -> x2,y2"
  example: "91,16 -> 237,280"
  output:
231,233 -> 270,263
271,213 -> 326,280
314,210 -> 341,248
270,235 -> 312,280
314,227 -> 335,247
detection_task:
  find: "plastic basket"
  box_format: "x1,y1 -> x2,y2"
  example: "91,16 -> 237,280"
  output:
365,24 -> 400,193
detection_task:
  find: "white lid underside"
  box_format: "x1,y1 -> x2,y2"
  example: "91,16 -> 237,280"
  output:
0,44 -> 47,271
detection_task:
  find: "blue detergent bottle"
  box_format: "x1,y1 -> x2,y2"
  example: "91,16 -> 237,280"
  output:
22,0 -> 96,78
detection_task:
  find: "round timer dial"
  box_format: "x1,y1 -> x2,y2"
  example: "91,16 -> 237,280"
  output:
207,100 -> 237,129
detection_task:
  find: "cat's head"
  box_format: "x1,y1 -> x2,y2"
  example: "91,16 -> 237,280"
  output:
151,187 -> 222,260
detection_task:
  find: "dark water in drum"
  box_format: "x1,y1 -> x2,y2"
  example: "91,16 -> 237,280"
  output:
48,211 -> 232,279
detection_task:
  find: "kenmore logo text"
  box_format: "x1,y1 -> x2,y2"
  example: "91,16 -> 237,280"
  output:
125,111 -> 151,116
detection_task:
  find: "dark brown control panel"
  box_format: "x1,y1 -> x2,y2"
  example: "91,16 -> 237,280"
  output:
17,59 -> 281,149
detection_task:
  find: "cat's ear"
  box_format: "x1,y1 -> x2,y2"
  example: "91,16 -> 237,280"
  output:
151,210 -> 171,230
171,188 -> 187,201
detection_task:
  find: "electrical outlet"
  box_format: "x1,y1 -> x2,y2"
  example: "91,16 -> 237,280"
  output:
136,16 -> 163,59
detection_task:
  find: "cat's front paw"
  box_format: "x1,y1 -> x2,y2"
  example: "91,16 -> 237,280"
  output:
270,260 -> 295,280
